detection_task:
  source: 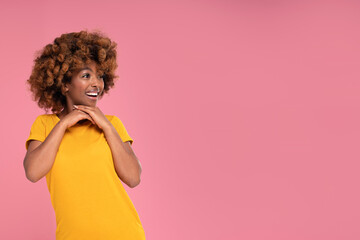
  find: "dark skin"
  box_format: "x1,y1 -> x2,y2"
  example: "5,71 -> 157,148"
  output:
24,61 -> 142,188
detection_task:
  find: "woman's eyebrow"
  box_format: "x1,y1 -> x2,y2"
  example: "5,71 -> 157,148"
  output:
80,67 -> 94,72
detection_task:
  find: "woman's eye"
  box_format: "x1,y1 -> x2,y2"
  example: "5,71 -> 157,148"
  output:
82,73 -> 90,78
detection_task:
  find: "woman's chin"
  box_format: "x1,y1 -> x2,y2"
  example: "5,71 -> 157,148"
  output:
74,101 -> 97,107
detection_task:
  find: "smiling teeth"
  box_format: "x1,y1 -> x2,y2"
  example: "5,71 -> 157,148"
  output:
86,93 -> 98,96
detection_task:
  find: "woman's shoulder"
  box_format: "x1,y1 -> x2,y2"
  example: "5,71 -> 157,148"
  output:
36,113 -> 57,119
32,113 -> 58,124
105,115 -> 118,122
35,114 -> 118,122
105,115 -> 127,127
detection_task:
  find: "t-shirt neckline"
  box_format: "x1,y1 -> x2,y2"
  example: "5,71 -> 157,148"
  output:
53,114 -> 61,121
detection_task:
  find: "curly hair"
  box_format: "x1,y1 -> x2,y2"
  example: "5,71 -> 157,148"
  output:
27,30 -> 118,113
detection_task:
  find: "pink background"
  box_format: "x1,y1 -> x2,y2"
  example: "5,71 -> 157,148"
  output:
1,0 -> 360,239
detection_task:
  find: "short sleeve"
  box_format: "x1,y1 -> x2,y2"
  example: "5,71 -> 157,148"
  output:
110,115 -> 134,145
25,115 -> 46,150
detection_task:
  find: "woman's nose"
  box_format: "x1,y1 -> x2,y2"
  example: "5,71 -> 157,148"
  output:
91,76 -> 102,87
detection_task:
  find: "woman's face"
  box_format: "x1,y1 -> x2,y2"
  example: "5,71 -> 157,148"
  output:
64,62 -> 104,107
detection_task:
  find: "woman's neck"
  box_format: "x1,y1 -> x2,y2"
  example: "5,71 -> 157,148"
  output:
56,108 -> 70,120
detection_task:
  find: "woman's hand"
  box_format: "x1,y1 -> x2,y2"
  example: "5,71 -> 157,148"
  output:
60,107 -> 96,129
72,105 -> 112,130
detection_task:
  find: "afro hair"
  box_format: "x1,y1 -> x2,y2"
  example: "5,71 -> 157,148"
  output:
27,30 -> 118,113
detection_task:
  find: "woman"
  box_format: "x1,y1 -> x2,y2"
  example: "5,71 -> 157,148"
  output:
23,30 -> 146,239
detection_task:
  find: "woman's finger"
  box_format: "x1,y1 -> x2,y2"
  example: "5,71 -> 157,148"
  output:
87,117 -> 95,125
74,105 -> 94,113
83,113 -> 95,125
76,109 -> 95,125
76,106 -> 94,118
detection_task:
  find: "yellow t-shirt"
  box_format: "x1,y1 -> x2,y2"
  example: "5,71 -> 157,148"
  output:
25,114 -> 146,240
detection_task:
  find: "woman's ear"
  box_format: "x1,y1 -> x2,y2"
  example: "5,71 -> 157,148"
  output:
61,85 -> 69,95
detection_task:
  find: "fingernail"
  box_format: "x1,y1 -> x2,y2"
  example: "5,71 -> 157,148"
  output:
73,105 -> 78,108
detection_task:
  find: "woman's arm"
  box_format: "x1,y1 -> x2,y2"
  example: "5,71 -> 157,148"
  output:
23,120 -> 68,183
103,125 -> 142,188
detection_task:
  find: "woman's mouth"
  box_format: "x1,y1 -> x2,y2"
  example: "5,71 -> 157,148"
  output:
85,92 -> 98,101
